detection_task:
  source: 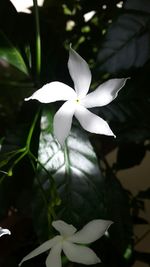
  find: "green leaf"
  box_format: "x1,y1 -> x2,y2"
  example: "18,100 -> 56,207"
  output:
32,107 -> 106,240
96,12 -> 150,74
103,175 -> 133,256
125,0 -> 150,14
0,30 -> 28,75
115,142 -> 146,170
32,107 -> 133,260
98,70 -> 150,142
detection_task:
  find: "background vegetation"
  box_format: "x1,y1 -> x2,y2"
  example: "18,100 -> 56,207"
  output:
0,0 -> 150,266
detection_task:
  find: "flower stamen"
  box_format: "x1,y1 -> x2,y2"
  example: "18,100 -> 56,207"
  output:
76,98 -> 80,103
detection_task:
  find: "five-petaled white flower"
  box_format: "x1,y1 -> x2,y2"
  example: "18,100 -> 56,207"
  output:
19,219 -> 113,267
0,227 -> 11,237
25,47 -> 128,146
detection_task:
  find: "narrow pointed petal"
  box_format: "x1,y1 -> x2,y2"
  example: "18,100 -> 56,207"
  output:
0,227 -> 11,237
68,47 -> 91,98
54,101 -> 76,146
75,105 -> 115,137
19,236 -> 61,266
25,82 -> 76,103
52,220 -> 77,237
46,243 -> 62,267
63,241 -> 101,265
68,219 -> 113,244
82,78 -> 129,108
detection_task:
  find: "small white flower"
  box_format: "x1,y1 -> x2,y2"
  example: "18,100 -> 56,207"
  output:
19,219 -> 113,267
0,227 -> 11,237
25,47 -> 128,145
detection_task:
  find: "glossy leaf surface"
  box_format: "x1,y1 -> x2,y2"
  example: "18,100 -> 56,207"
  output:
0,31 -> 28,76
97,13 -> 150,74
32,107 -> 106,239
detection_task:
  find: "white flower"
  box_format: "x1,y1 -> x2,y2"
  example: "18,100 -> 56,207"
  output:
19,219 -> 113,267
25,47 -> 128,145
0,227 -> 11,237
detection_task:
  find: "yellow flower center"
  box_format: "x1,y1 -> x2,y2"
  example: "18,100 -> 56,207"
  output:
76,98 -> 80,104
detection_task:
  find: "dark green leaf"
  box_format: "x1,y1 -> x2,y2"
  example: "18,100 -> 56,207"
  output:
96,13 -> 150,74
125,0 -> 150,14
0,30 -> 28,75
115,142 -> 146,170
98,71 -> 150,143
32,107 -> 106,240
103,175 -> 133,256
32,107 -> 133,261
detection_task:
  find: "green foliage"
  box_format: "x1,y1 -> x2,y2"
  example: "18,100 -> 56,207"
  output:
33,107 -> 105,238
102,174 -> 133,260
96,13 -> 150,74
0,0 -> 150,266
115,142 -> 146,170
0,30 -> 28,75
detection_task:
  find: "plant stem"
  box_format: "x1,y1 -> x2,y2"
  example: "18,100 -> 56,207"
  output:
64,142 -> 71,176
26,110 -> 40,150
33,0 -> 41,81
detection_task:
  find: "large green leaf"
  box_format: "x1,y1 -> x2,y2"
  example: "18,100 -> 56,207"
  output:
98,69 -> 150,142
125,0 -> 150,14
115,142 -> 146,170
101,174 -> 133,262
0,30 -> 28,76
32,107 -> 106,239
32,107 -> 133,263
96,12 -> 150,74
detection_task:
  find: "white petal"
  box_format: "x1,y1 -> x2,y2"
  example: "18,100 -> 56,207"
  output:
0,227 -> 11,237
46,243 -> 62,267
25,82 -> 76,103
54,101 -> 76,146
68,219 -> 113,244
82,78 -> 129,108
68,47 -> 91,98
19,236 -> 61,266
63,241 -> 100,265
52,220 -> 77,237
10,0 -> 44,14
75,105 -> 115,137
